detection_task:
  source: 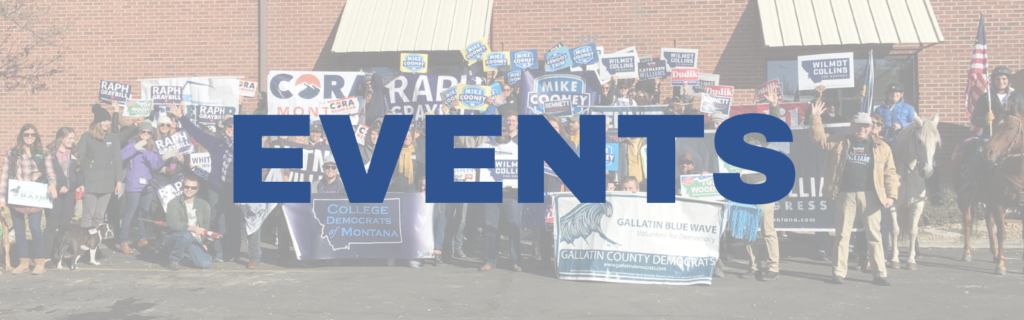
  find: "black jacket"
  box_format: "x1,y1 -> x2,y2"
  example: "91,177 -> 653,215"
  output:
52,152 -> 80,192
972,90 -> 1024,135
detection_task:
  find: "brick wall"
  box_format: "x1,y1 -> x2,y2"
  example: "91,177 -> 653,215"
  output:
2,0 -> 1023,183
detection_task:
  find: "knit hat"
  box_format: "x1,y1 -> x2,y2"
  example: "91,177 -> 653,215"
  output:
139,121 -> 155,133
221,115 -> 234,128
851,112 -> 873,125
157,115 -> 172,125
710,111 -> 728,122
91,104 -> 112,125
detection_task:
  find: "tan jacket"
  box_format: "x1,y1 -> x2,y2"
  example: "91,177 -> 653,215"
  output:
809,115 -> 899,203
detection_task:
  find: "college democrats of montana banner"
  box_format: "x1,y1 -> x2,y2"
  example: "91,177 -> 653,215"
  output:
283,192 -> 434,260
552,192 -> 727,285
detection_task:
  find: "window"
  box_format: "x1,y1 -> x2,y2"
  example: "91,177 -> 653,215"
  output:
767,55 -> 917,120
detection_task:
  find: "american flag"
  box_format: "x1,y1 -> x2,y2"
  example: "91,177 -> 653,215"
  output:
964,13 -> 988,135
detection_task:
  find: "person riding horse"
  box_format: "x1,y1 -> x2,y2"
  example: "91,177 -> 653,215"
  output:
972,66 -> 1023,138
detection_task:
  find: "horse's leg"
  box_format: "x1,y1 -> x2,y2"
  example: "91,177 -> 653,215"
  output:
994,206 -> 1006,275
985,208 -> 998,261
906,201 -> 925,270
889,206 -> 901,268
961,202 -> 973,262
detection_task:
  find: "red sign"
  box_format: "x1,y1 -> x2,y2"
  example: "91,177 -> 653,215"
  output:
729,102 -> 807,127
755,78 -> 784,103
671,68 -> 698,86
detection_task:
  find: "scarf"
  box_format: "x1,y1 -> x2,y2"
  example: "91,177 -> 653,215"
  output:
398,143 -> 415,183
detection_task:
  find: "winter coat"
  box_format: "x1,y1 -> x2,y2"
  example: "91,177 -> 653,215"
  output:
121,138 -> 170,193
78,131 -> 123,194
179,118 -> 231,190
971,89 -> 1024,136
165,195 -> 211,232
873,99 -> 916,143
809,114 -> 899,204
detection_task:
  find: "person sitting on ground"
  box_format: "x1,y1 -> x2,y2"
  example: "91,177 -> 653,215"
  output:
164,174 -> 212,271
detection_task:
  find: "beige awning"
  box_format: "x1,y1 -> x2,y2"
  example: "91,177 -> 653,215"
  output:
331,0 -> 494,53
758,0 -> 944,47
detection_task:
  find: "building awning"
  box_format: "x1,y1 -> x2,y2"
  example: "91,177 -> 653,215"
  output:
758,0 -> 944,47
331,0 -> 494,53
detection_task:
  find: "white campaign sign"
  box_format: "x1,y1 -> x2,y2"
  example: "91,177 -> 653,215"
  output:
140,77 -> 241,107
157,179 -> 184,212
267,71 -> 364,124
6,179 -> 52,209
190,152 -> 212,173
797,52 -> 854,90
552,192 -> 727,285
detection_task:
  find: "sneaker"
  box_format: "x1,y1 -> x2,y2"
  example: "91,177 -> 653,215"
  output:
454,249 -> 466,258
479,264 -> 493,272
168,261 -> 180,271
213,257 -> 224,263
740,269 -> 758,279
829,276 -> 845,284
512,264 -> 522,272
872,277 -> 891,286
759,271 -> 780,281
409,260 -> 422,268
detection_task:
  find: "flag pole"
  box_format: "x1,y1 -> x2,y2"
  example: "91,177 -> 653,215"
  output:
983,12 -> 993,137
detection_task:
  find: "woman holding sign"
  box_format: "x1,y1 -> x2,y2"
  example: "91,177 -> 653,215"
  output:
0,124 -> 58,275
118,122 -> 183,254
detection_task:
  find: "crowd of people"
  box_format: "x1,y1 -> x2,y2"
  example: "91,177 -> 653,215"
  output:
3,65 -> 1017,287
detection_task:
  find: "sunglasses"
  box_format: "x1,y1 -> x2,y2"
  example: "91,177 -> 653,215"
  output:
873,122 -> 884,127
139,130 -> 152,135
324,165 -> 338,170
226,125 -> 234,129
182,186 -> 199,190
159,124 -> 172,128
22,133 -> 37,138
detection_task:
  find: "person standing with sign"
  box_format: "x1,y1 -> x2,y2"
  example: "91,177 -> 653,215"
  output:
118,122 -> 183,254
809,102 -> 899,286
873,82 -> 917,144
79,105 -> 123,231
42,127 -> 83,269
1,124 -> 58,275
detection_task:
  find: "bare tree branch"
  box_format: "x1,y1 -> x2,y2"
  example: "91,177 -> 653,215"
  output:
0,0 -> 72,93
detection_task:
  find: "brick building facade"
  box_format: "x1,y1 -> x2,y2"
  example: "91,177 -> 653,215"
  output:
1,0 -> 1022,182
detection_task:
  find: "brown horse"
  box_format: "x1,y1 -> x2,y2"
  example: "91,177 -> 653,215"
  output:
962,107 -> 1024,275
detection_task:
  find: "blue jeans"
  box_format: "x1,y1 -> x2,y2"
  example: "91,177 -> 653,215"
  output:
165,231 -> 211,269
121,192 -> 152,243
207,188 -> 224,260
433,204 -> 447,252
446,203 -> 467,252
483,198 -> 522,267
12,212 -> 44,259
246,227 -> 262,262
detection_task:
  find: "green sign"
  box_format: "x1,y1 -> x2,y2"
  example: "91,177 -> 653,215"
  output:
678,174 -> 723,200
123,99 -> 154,117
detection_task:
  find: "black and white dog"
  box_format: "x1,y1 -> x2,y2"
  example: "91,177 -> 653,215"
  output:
57,224 -> 112,270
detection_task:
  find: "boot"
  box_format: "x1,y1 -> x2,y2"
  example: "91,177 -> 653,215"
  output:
137,239 -> 148,249
120,242 -> 134,254
11,258 -> 31,275
32,259 -> 46,275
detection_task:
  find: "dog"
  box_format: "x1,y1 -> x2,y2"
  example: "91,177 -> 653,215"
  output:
56,223 -> 111,270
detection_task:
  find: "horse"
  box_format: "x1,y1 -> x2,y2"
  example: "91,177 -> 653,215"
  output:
889,115 -> 942,270
962,106 -> 1024,275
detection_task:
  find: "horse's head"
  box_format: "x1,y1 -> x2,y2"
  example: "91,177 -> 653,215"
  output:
897,114 -> 942,178
985,107 -> 1024,165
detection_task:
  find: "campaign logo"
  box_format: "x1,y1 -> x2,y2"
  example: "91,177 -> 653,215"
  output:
505,70 -> 523,86
664,51 -> 697,68
571,43 -> 598,67
683,176 -> 696,185
484,52 -> 509,70
465,42 -> 487,61
545,47 -> 571,72
402,54 -> 426,72
557,203 -> 618,245
527,74 -> 594,115
605,145 -> 616,166
459,86 -> 487,110
511,50 -> 538,70
442,86 -> 459,107
269,73 -> 352,101
537,99 -> 583,117
312,198 -> 402,250
801,58 -> 850,82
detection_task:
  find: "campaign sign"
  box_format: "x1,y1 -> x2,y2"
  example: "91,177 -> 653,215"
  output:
679,174 -> 722,200
553,192 -> 727,285
600,52 -> 639,79
150,86 -> 183,106
462,38 -> 489,62
700,85 -> 733,114
456,84 -> 490,111
570,43 -> 598,68
545,47 -> 571,72
671,68 -> 699,87
6,179 -> 52,209
156,178 -> 184,212
400,53 -> 428,73
505,70 -> 523,86
267,71 -> 364,121
442,86 -> 459,108
195,105 -> 228,124
325,96 -> 359,115
283,192 -> 434,260
483,51 -> 510,72
756,78 -> 784,103
385,73 -> 484,120
155,130 -> 194,156
355,123 -> 369,145
123,99 -> 153,117
690,73 -> 720,94
453,168 -> 476,182
190,152 -> 212,173
239,79 -> 257,98
797,52 -> 854,90
638,60 -> 668,80
605,143 -> 619,171
511,50 -> 539,70
730,102 -> 806,128
98,80 -> 131,104
661,48 -> 699,68
520,70 -> 600,116
535,99 -> 583,117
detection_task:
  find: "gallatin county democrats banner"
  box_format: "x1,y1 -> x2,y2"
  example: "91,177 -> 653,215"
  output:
552,192 -> 727,285
282,192 -> 434,260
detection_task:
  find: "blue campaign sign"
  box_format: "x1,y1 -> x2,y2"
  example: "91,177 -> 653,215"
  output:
459,85 -> 488,110
519,70 -> 602,115
462,38 -> 489,62
570,43 -> 598,68
511,50 -> 538,71
544,47 -> 571,72
533,98 -> 584,117
505,70 -> 523,86
442,86 -> 458,107
605,143 -> 619,171
484,51 -> 510,71
401,54 -> 427,73
600,52 -> 639,78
